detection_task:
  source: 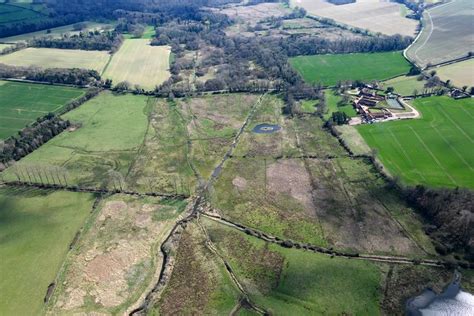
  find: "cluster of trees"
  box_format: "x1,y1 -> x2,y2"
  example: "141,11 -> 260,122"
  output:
0,64 -> 101,86
0,42 -> 27,56
0,14 -> 80,38
405,186 -> 473,262
29,31 -> 123,52
0,114 -> 70,166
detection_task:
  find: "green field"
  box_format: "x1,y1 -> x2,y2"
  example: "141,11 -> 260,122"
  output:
0,81 -> 85,139
437,59 -> 474,88
358,96 -> 474,188
123,25 -> 155,39
381,75 -> 427,96
323,89 -> 357,119
289,51 -> 411,86
0,187 -> 95,316
0,3 -> 45,26
0,47 -> 110,72
2,92 -> 149,188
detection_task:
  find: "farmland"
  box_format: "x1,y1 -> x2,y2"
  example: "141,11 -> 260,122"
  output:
436,59 -> 474,88
49,194 -> 187,314
405,0 -> 474,67
0,48 -> 110,72
0,187 -> 95,316
0,81 -> 85,139
324,89 -> 357,119
290,51 -> 411,86
2,92 -> 149,189
381,75 -> 427,96
292,0 -> 418,36
0,3 -> 45,26
358,96 -> 474,188
103,39 -> 170,90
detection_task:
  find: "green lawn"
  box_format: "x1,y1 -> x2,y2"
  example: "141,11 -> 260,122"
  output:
0,188 -> 95,316
2,92 -> 149,188
382,75 -> 427,96
290,51 -> 411,86
358,96 -> 474,188
0,81 -> 85,140
323,89 -> 357,120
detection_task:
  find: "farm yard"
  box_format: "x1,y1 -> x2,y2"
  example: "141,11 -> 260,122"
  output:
0,81 -> 85,139
103,39 -> 170,90
0,188 -> 95,316
0,47 -> 110,72
290,51 -> 411,86
358,96 -> 474,188
436,58 -> 474,88
405,0 -> 474,67
291,0 -> 418,36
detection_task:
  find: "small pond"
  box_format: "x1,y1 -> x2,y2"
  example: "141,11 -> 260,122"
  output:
252,123 -> 281,134
406,274 -> 474,315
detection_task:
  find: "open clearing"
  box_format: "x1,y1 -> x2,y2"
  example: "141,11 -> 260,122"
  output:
358,96 -> 474,188
2,92 -> 149,189
0,47 -> 110,72
49,194 -> 186,314
292,0 -> 417,36
290,51 -> 411,86
381,75 -> 428,96
436,59 -> 474,88
103,39 -> 170,90
406,0 -> 474,67
0,21 -> 113,42
0,81 -> 85,139
0,187 -> 95,316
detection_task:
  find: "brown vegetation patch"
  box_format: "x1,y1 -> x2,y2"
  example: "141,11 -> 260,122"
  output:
232,176 -> 247,191
215,3 -> 291,25
266,159 -> 315,214
51,197 -> 179,314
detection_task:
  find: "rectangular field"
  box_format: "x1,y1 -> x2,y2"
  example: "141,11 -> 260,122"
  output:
0,47 -> 110,72
0,188 -> 95,316
405,0 -> 474,67
357,96 -> 474,188
292,0 -> 417,36
103,39 -> 170,90
436,59 -> 474,88
290,51 -> 411,86
0,3 -> 44,26
0,81 -> 85,139
381,75 -> 427,96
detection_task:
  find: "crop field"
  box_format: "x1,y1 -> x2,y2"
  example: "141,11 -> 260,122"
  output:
0,187 -> 95,316
49,194 -> 187,314
381,75 -> 427,96
103,39 -> 170,90
0,3 -> 45,26
2,92 -> 149,189
290,51 -> 411,86
211,96 -> 433,255
292,0 -> 417,36
0,47 -> 110,72
406,0 -> 474,67
436,59 -> 474,88
358,96 -> 474,188
0,81 -> 85,140
0,21 -> 113,42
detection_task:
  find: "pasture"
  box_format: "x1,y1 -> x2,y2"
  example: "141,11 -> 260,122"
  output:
405,0 -> 474,67
436,59 -> 474,88
0,21 -> 113,42
0,3 -> 45,26
0,81 -> 85,139
290,51 -> 411,86
103,39 -> 170,90
0,187 -> 95,316
0,47 -> 110,72
292,0 -> 417,36
324,89 -> 357,119
2,92 -> 149,189
381,75 -> 427,96
357,96 -> 474,188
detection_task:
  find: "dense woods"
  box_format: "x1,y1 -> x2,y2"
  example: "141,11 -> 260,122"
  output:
29,31 -> 123,52
0,64 -> 101,86
406,186 -> 474,262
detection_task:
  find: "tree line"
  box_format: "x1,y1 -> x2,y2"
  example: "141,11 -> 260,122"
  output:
29,31 -> 123,52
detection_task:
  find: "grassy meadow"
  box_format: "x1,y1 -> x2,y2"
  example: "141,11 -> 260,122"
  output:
437,59 -> 474,88
2,92 -> 149,188
323,89 -> 357,119
0,81 -> 85,139
290,51 -> 411,86
0,187 -> 95,316
381,75 -> 427,96
358,96 -> 474,188
0,47 -> 110,72
103,39 -> 170,90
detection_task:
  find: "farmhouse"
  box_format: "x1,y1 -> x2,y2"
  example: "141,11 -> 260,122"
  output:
354,89 -> 392,121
